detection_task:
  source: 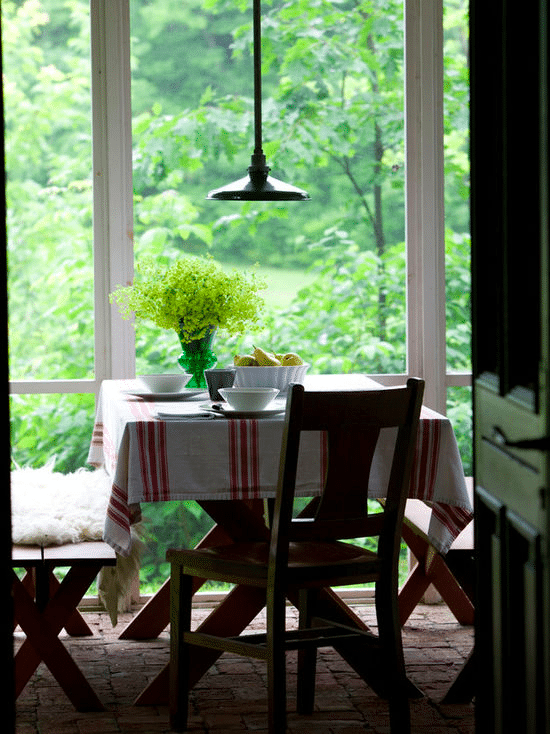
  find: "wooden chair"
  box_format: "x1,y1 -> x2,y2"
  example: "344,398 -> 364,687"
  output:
168,377 -> 424,733
397,477 -> 475,626
12,540 -> 116,711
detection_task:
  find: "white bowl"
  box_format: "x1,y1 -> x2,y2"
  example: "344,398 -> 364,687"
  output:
218,387 -> 279,412
137,373 -> 192,393
233,363 -> 310,392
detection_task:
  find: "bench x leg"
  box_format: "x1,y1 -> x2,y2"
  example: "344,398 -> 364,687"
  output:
13,569 -> 94,637
48,571 -> 94,636
12,566 -> 105,711
399,531 -> 474,626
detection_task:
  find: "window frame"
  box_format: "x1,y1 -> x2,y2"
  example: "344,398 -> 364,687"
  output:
7,0 -> 471,411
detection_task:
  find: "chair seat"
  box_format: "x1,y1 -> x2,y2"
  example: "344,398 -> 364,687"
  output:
169,540 -> 380,587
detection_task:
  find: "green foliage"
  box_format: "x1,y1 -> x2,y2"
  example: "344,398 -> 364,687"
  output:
130,0 -> 408,267
447,386 -> 473,476
10,393 -> 96,472
110,254 -> 266,339
255,229 -> 407,374
445,230 -> 472,371
217,225 -> 471,388
138,501 -> 214,590
4,0 -> 94,382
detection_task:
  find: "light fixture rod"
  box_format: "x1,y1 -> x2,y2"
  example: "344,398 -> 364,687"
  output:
206,0 -> 309,200
253,0 -> 263,156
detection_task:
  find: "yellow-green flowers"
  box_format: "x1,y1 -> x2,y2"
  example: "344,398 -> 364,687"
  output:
110,255 -> 266,340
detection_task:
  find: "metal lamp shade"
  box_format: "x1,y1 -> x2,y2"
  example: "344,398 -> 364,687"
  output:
206,0 -> 309,202
207,155 -> 310,201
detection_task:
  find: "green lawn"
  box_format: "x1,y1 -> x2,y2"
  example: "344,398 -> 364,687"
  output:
253,265 -> 316,310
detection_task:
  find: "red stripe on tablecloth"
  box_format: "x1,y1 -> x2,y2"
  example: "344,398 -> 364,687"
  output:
157,420 -> 170,500
410,419 -> 441,500
249,420 -> 260,498
431,502 -> 472,539
120,391 -> 169,500
147,421 -> 167,501
101,423 -> 118,474
106,483 -> 130,530
90,421 -> 103,446
415,421 -> 431,499
427,420 -> 441,499
239,420 -> 250,498
228,419 -> 260,499
136,421 -> 169,502
229,419 -> 239,496
126,395 -> 156,421
136,422 -> 151,498
320,431 -> 328,488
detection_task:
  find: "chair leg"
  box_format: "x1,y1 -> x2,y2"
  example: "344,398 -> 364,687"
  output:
297,588 -> 317,715
266,587 -> 287,734
376,580 -> 411,734
388,693 -> 412,734
169,567 -> 193,732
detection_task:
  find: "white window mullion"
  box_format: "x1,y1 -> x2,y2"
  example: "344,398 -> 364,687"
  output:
405,0 -> 446,413
91,0 -> 135,385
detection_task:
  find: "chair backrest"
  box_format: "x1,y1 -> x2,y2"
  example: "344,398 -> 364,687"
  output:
269,377 -> 424,574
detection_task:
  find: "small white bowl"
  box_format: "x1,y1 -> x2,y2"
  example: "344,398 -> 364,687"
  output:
218,387 -> 279,412
137,373 -> 191,393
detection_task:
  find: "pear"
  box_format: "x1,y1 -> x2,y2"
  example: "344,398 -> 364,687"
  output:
234,354 -> 258,366
281,352 -> 304,366
253,346 -> 281,366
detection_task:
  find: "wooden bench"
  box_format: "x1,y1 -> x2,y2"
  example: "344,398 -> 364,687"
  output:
397,477 -> 475,626
396,478 -> 476,703
12,540 -> 116,711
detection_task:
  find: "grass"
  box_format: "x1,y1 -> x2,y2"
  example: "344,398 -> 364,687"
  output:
223,262 -> 316,310
260,266 -> 316,309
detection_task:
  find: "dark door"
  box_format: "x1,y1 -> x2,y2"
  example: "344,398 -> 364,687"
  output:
470,1 -> 549,732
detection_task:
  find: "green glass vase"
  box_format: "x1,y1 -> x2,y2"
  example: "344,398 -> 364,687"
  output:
177,325 -> 217,388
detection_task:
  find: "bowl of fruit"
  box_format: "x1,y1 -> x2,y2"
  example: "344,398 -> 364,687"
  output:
233,346 -> 309,392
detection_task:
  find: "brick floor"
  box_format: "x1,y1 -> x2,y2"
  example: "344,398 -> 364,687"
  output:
14,601 -> 474,734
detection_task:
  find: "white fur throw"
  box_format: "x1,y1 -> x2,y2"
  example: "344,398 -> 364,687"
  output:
11,463 -> 145,626
11,463 -> 111,546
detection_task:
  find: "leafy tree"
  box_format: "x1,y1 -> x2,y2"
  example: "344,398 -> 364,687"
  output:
4,0 -> 94,381
131,0 -> 407,270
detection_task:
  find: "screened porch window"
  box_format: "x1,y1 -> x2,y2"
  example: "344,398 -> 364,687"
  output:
5,0 -> 470,593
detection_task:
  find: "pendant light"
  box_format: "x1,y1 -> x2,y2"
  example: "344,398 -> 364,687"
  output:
207,0 -> 310,201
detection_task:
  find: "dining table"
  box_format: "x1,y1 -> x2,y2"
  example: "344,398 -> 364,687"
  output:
87,373 -> 473,705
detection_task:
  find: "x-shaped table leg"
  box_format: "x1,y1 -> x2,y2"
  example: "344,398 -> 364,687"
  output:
12,564 -> 105,711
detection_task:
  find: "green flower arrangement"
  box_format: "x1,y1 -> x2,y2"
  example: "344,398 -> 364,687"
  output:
110,255 -> 266,341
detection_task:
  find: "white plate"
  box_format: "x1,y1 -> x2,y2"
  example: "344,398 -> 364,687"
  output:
122,389 -> 207,401
200,402 -> 286,419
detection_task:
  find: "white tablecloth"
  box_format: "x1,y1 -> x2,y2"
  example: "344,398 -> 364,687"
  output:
88,376 -> 472,557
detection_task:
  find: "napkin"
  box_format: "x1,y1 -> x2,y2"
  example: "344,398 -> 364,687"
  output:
155,403 -> 217,421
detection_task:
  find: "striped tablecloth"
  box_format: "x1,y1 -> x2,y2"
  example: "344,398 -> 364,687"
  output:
87,376 -> 473,557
